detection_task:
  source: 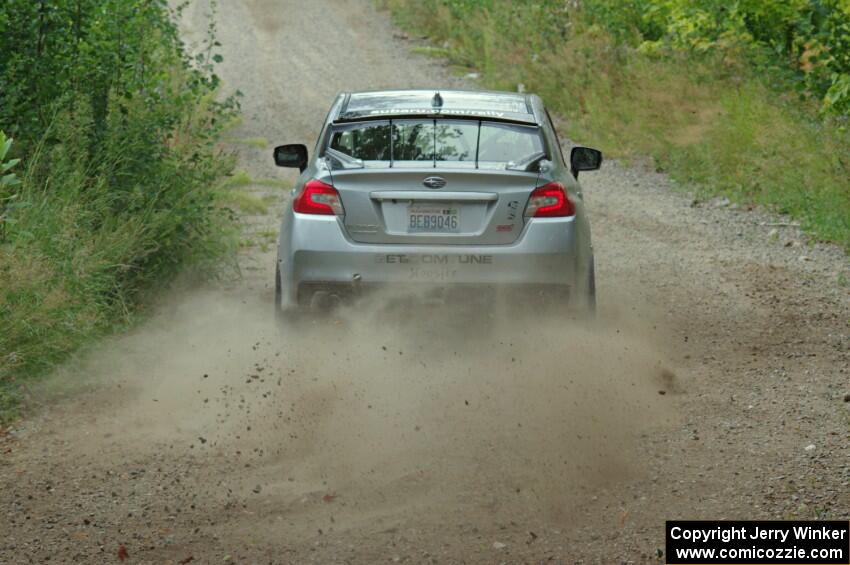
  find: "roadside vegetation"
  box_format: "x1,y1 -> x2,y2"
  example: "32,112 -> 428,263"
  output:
380,0 -> 850,250
0,1 -> 239,420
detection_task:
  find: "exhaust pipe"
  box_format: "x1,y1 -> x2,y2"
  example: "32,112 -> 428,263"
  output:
309,289 -> 343,311
310,290 -> 331,310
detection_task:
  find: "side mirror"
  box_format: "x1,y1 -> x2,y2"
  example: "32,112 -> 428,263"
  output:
274,144 -> 308,172
570,146 -> 602,178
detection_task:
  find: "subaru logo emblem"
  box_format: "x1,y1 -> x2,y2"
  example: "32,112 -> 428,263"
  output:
422,177 -> 446,188
422,176 -> 447,189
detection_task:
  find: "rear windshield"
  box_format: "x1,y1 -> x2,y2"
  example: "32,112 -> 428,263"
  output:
326,119 -> 544,168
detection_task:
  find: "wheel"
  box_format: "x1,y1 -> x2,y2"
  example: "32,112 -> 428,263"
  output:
275,264 -> 303,329
275,264 -> 285,322
585,260 -> 597,315
573,257 -> 597,317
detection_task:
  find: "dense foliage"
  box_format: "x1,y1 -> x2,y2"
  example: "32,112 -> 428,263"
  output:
382,0 -> 850,249
418,0 -> 850,117
0,0 -> 237,415
584,0 -> 850,117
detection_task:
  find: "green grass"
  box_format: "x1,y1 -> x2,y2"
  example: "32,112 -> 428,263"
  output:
378,0 -> 850,251
239,229 -> 276,251
257,229 -> 278,241
226,137 -> 269,149
219,170 -> 255,189
220,170 -> 289,191
217,171 -> 287,215
252,179 -> 290,189
221,189 -> 269,215
0,129 -> 238,423
409,46 -> 451,58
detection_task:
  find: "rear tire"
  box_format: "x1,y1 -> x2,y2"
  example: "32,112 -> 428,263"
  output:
573,257 -> 597,317
275,264 -> 284,322
585,260 -> 597,315
275,264 -> 303,329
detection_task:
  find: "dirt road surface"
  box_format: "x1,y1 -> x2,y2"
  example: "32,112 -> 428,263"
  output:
2,1 -> 848,563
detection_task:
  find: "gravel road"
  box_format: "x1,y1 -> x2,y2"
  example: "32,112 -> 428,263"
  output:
1,1 -> 848,563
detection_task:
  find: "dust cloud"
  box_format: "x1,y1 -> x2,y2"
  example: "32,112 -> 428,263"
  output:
36,281 -> 678,534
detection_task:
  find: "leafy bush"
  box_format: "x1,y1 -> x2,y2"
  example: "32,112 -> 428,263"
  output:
0,0 -> 238,416
0,132 -> 22,244
392,0 -> 850,117
0,133 -> 20,187
581,0 -> 850,118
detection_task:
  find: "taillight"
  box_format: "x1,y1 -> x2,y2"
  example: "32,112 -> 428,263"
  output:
524,182 -> 575,218
293,179 -> 344,215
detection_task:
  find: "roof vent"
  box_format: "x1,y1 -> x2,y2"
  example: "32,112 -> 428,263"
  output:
431,92 -> 443,108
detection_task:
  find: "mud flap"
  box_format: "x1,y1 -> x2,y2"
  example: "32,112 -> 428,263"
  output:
571,257 -> 597,317
276,264 -> 306,329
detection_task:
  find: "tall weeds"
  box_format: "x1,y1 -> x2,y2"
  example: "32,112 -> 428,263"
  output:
381,0 -> 850,250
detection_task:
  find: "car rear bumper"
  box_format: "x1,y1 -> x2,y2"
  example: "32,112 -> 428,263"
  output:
277,213 -> 583,308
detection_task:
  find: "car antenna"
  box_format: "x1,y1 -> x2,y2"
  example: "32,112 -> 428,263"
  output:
431,91 -> 443,109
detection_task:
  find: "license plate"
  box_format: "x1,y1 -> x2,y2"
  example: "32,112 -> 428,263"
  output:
408,205 -> 460,233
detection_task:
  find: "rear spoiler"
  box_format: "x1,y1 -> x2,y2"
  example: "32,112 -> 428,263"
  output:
334,108 -> 539,126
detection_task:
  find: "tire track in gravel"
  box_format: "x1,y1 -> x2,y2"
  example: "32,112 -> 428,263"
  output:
1,1 -> 848,563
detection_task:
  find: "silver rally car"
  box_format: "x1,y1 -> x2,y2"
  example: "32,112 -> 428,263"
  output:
273,89 -> 602,316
